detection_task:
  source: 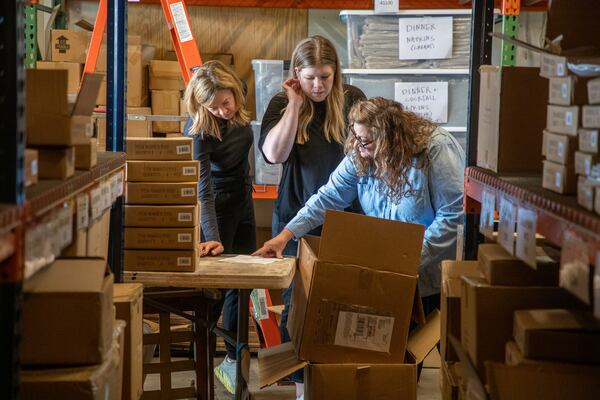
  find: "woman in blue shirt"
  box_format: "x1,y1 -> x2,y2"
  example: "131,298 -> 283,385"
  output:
254,96 -> 465,305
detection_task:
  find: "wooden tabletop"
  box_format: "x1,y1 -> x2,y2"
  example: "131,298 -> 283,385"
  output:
123,255 -> 296,289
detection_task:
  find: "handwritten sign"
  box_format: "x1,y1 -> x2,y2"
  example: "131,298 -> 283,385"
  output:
399,16 -> 453,60
395,81 -> 448,123
374,0 -> 398,14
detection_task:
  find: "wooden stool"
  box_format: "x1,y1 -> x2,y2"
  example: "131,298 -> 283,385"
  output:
142,288 -> 221,400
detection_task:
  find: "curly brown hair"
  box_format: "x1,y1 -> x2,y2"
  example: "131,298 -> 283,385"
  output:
345,97 -> 437,202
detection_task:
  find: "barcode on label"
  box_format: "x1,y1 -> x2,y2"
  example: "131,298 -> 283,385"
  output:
334,311 -> 394,353
178,212 -> 193,222
183,166 -> 197,176
178,233 -> 192,242
177,257 -> 192,266
169,2 -> 193,42
181,187 -> 195,197
565,111 -> 573,126
31,160 -> 38,175
176,144 -> 191,155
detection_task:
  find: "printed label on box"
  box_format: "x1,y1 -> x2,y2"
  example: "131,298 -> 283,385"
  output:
515,207 -> 537,268
183,166 -> 197,176
176,144 -> 191,155
557,63 -> 565,76
76,193 -> 89,230
177,256 -> 192,266
100,181 -> 111,210
374,0 -> 398,13
334,311 -> 395,353
555,171 -> 562,189
116,170 -> 124,197
498,196 -> 517,255
169,2 -> 193,43
110,174 -> 119,202
178,212 -> 193,222
177,233 -> 192,243
561,82 -> 568,99
398,16 -> 453,60
181,187 -> 195,197
557,142 -> 565,158
90,187 -> 103,221
479,189 -> 495,239
250,289 -> 269,321
565,111 -> 573,126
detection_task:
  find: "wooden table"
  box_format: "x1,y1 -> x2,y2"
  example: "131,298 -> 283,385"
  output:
124,255 -> 296,400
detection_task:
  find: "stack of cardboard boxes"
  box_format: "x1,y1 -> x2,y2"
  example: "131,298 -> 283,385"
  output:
149,60 -> 186,137
124,137 -> 200,272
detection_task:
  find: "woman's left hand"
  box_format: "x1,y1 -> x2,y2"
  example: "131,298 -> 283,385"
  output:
199,241 -> 224,256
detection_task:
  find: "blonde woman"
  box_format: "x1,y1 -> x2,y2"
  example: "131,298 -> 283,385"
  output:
183,60 -> 254,394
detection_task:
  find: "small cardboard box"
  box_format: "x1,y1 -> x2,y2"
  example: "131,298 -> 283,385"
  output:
24,149 -> 38,187
589,78 -> 600,104
36,61 -> 82,96
126,137 -> 193,160
21,326 -> 123,400
287,210 -> 426,364
124,204 -> 199,227
579,128 -> 599,154
151,90 -> 181,133
575,150 -> 598,176
546,105 -> 579,136
126,160 -> 199,182
486,361 -> 600,400
542,160 -> 576,194
124,249 -> 197,272
124,227 -> 198,250
21,258 -> 114,366
75,138 -> 98,170
50,29 -> 91,63
548,75 -> 592,106
127,107 -> 152,137
577,177 -> 600,211
477,244 -> 559,287
513,309 -> 600,364
460,276 -> 581,381
125,182 -> 197,205
582,105 -> 600,128
87,210 -> 111,260
149,60 -> 184,91
477,66 -> 548,174
37,146 -> 75,179
114,283 -> 144,400
543,130 -> 577,164
440,260 -> 483,363
27,69 -> 102,146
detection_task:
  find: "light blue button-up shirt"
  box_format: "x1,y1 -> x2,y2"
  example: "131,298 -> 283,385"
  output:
286,128 -> 465,297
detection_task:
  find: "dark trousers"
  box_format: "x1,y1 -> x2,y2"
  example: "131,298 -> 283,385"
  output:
205,184 -> 256,360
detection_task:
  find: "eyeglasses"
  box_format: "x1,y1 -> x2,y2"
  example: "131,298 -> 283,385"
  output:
350,124 -> 373,149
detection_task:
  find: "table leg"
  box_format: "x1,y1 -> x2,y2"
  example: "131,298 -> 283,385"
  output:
234,289 -> 251,400
194,304 -> 210,400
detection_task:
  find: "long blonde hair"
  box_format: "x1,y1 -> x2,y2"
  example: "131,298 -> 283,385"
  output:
184,60 -> 251,140
289,36 -> 345,145
345,97 -> 436,202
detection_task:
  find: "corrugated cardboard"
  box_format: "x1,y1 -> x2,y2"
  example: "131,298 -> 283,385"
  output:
542,160 -> 576,194
36,61 -> 82,96
75,138 -> 98,169
123,249 -> 197,272
21,258 -> 114,366
124,204 -> 199,227
460,276 -> 582,381
149,60 -> 184,91
151,90 -> 181,133
548,76 -> 592,106
126,137 -> 193,160
575,151 -> 597,176
114,283 -> 144,400
513,308 -> 600,364
441,362 -> 462,400
27,69 -> 101,146
87,210 -> 111,260
126,160 -> 199,182
589,78 -> 600,104
477,244 -> 559,286
50,29 -> 91,63
543,130 -> 577,164
577,177 -> 600,211
21,329 -> 123,400
579,128 -> 599,154
124,227 -> 198,250
440,260 -> 483,363
127,107 -> 152,137
125,182 -> 197,205
582,105 -> 600,128
486,362 -> 600,400
477,66 -> 548,174
37,146 -> 75,179
24,149 -> 38,187
546,105 -> 579,136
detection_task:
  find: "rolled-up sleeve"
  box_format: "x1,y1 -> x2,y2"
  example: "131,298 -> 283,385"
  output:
285,156 -> 360,238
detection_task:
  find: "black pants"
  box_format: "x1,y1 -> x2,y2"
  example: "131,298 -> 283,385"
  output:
205,184 -> 256,360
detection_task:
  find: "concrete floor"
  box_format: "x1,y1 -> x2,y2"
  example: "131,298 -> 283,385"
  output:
144,355 -> 442,400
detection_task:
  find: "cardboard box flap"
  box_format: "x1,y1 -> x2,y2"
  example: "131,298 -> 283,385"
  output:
441,260 -> 480,281
71,73 -> 103,116
407,309 -> 441,364
514,309 -> 600,332
24,258 -> 108,293
319,210 -> 425,276
258,342 -> 307,389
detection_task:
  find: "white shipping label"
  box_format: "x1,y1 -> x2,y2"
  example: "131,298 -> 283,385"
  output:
565,111 -> 574,126
76,194 -> 90,230
334,311 -> 395,353
374,0 -> 398,13
395,81 -> 448,123
515,207 -> 537,268
181,187 -> 195,197
176,144 -> 191,155
585,158 -> 592,175
555,172 -> 562,189
90,187 -> 103,221
250,289 -> 269,321
178,212 -> 193,222
557,142 -> 565,158
398,16 -> 453,60
498,196 -> 517,255
100,181 -> 111,210
177,256 -> 192,266
561,82 -> 569,99
177,233 -> 192,243
557,63 -> 565,76
479,189 -> 495,239
169,2 -> 193,42
182,166 -> 197,176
